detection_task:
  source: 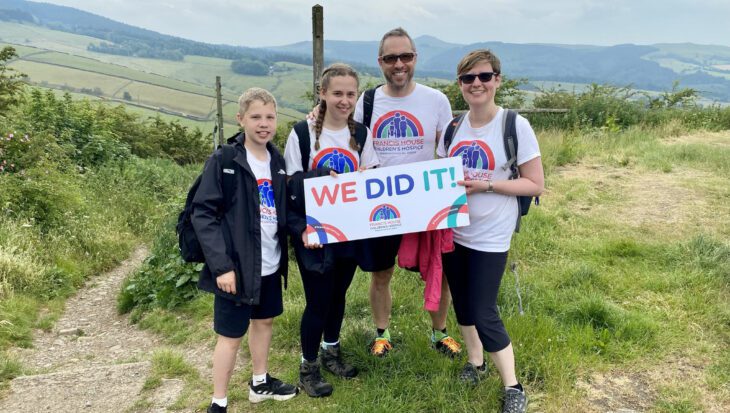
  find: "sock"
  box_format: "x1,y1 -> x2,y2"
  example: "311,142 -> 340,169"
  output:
211,396 -> 228,407
252,372 -> 267,386
376,328 -> 390,340
475,362 -> 487,372
507,383 -> 524,392
432,327 -> 448,342
321,340 -> 339,350
301,355 -> 316,363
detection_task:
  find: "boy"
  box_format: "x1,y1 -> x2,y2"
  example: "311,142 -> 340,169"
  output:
192,88 -> 298,412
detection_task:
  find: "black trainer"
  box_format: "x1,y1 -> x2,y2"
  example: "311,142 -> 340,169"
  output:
320,345 -> 358,379
207,403 -> 226,413
299,359 -> 333,397
248,374 -> 298,403
459,361 -> 487,385
501,387 -> 528,413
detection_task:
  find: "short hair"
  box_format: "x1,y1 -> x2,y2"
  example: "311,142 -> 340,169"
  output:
378,27 -> 416,56
456,49 -> 501,76
238,87 -> 277,115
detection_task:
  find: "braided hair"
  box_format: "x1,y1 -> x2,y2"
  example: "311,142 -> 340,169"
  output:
314,63 -> 361,152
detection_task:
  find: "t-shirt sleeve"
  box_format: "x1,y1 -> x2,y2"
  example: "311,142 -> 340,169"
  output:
353,92 -> 365,124
435,91 -> 453,134
515,115 -> 541,166
360,126 -> 380,169
436,128 -> 448,158
283,128 -> 303,175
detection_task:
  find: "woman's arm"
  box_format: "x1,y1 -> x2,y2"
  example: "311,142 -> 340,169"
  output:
459,156 -> 544,196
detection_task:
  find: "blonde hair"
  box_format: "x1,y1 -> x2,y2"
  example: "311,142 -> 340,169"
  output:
238,87 -> 277,115
314,63 -> 360,152
456,49 -> 501,77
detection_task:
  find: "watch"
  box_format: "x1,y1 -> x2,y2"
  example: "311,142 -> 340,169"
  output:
486,180 -> 494,193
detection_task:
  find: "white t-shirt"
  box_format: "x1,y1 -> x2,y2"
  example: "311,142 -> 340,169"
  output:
246,151 -> 280,276
354,83 -> 452,167
283,119 -> 379,174
436,108 -> 541,252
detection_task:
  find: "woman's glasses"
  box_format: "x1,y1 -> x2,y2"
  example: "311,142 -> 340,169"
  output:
380,53 -> 417,65
458,72 -> 498,84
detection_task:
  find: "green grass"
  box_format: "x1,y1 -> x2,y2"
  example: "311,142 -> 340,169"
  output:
116,124 -> 730,412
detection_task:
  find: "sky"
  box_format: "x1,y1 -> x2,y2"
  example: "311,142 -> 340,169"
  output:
37,0 -> 730,48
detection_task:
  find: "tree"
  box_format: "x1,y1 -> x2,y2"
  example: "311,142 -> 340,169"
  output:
122,91 -> 132,101
0,46 -> 27,115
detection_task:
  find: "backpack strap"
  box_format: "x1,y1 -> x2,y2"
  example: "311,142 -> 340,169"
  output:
219,144 -> 237,213
353,122 -> 368,158
443,113 -> 466,155
293,120 -> 311,173
361,85 -> 383,129
500,109 -> 525,232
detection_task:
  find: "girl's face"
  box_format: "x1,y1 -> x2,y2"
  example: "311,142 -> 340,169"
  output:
320,75 -> 358,124
236,100 -> 277,148
459,61 -> 501,109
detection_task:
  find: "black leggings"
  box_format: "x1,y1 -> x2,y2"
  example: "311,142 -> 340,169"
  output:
299,257 -> 358,361
442,243 -> 511,353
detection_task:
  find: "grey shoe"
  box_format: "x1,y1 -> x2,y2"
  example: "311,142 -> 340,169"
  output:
299,359 -> 333,398
501,387 -> 528,413
320,345 -> 358,378
458,361 -> 487,385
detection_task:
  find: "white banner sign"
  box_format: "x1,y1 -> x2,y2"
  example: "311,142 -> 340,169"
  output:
303,157 -> 470,244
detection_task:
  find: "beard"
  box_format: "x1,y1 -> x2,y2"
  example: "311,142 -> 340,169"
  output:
384,68 -> 414,92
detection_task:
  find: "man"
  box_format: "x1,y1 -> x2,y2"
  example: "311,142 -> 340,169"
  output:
354,27 -> 461,358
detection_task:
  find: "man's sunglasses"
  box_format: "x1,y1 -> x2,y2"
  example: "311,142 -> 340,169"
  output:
458,72 -> 499,84
380,52 -> 417,65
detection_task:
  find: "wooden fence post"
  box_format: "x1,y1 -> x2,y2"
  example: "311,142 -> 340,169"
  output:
312,4 -> 324,106
215,76 -> 224,149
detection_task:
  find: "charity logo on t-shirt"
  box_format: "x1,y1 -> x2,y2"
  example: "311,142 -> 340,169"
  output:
371,110 -> 425,155
450,140 -> 496,181
311,147 -> 358,173
257,178 -> 277,223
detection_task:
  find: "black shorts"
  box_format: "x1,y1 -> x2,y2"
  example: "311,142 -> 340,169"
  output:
213,273 -> 283,338
356,234 -> 402,272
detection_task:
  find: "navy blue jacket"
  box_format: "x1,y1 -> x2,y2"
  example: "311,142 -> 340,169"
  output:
192,133 -> 288,305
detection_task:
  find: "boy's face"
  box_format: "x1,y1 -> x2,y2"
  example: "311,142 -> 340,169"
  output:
237,100 -> 277,148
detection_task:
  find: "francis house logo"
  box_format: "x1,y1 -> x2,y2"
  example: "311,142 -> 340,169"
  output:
372,110 -> 425,154
369,203 -> 402,232
312,147 -> 358,173
449,140 -> 495,181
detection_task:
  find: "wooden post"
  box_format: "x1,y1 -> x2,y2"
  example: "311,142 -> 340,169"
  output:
215,76 -> 224,148
312,4 -> 324,106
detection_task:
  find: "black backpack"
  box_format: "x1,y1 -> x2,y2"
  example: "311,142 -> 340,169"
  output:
176,144 -> 237,263
443,109 -> 539,233
361,85 -> 383,129
292,120 -> 369,172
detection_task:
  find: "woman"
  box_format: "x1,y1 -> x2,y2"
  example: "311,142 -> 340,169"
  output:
437,49 -> 544,413
284,63 -> 379,397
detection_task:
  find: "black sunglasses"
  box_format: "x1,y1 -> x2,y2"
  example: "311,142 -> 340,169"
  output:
458,72 -> 498,84
380,52 -> 417,65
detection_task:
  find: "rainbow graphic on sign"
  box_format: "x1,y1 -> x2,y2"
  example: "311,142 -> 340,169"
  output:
305,215 -> 348,244
311,147 -> 358,173
373,110 -> 424,139
369,204 -> 400,221
450,141 -> 495,171
427,194 -> 469,230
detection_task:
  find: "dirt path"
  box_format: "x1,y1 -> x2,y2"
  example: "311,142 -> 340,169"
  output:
0,246 -> 228,413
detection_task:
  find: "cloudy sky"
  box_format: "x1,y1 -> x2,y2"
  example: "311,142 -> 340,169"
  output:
39,0 -> 730,48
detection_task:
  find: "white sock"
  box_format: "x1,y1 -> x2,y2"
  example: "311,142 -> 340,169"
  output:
211,396 -> 227,407
252,372 -> 267,386
321,340 -> 339,350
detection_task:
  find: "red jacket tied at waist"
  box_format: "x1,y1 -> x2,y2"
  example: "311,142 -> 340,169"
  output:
397,229 -> 454,311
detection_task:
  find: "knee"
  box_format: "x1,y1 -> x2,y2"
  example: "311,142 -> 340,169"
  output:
371,269 -> 393,288
251,318 -> 274,329
216,335 -> 243,351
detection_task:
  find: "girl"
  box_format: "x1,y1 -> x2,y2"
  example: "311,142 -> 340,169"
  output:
437,50 -> 544,413
284,63 -> 379,397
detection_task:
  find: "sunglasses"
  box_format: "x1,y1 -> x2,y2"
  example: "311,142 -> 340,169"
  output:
458,72 -> 498,84
380,52 -> 417,65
